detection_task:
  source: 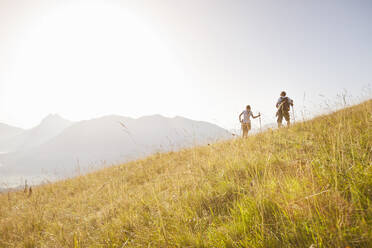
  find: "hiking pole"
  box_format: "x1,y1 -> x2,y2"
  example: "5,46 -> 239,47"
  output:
259,112 -> 262,132
292,106 -> 295,124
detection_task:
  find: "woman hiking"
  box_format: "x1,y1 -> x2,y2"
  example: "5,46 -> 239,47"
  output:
239,105 -> 261,138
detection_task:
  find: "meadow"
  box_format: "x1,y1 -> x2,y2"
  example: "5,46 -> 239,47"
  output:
0,100 -> 371,247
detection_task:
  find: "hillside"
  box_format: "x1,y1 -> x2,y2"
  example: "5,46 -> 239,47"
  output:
0,100 -> 371,247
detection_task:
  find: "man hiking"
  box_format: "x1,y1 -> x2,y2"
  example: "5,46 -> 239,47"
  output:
276,91 -> 294,128
239,105 -> 261,138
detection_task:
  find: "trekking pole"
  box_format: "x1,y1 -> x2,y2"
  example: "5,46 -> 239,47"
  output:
292,106 -> 295,124
259,112 -> 262,132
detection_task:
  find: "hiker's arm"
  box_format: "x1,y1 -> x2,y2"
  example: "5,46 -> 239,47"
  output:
252,113 -> 261,119
239,112 -> 243,123
288,98 -> 294,106
276,98 -> 281,108
251,111 -> 257,119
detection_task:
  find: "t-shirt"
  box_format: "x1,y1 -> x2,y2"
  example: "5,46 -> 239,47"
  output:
276,97 -> 293,108
241,110 -> 253,123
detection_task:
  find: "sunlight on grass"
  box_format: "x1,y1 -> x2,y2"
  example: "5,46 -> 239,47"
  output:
0,100 -> 371,247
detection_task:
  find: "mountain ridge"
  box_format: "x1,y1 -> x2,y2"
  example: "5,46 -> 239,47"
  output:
0,114 -> 73,153
0,123 -> 24,149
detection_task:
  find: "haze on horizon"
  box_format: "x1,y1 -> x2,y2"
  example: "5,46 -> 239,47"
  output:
0,0 -> 371,130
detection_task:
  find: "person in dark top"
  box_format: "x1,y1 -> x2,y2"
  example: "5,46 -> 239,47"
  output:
276,91 -> 293,127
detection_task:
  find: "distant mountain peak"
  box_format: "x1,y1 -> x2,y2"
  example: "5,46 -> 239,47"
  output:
40,114 -> 71,126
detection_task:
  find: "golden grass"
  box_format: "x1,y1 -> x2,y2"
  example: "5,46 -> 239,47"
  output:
0,100 -> 371,247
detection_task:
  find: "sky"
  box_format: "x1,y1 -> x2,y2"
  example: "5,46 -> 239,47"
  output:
0,0 -> 371,130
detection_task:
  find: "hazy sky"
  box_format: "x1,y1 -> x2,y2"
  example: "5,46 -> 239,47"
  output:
0,0 -> 371,130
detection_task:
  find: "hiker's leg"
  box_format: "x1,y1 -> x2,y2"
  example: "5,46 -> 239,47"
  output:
242,124 -> 247,138
243,124 -> 250,138
277,113 -> 283,128
284,112 -> 290,127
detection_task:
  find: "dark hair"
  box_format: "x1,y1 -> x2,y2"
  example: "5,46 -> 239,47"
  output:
246,105 -> 251,109
280,91 -> 286,96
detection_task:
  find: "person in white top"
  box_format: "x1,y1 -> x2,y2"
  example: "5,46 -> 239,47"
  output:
239,105 -> 261,138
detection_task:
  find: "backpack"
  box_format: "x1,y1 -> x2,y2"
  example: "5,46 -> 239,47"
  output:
281,97 -> 290,112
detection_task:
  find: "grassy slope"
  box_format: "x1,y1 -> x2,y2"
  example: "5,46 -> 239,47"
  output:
0,101 -> 371,248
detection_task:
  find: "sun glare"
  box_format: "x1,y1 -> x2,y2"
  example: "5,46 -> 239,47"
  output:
5,1 -> 185,127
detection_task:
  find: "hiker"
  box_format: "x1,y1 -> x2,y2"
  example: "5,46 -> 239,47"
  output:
276,91 -> 294,127
239,105 -> 261,138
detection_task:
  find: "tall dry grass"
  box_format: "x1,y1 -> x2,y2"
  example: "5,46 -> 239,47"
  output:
0,100 -> 371,247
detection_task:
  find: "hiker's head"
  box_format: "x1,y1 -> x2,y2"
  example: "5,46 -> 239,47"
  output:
246,105 -> 251,110
280,91 -> 286,97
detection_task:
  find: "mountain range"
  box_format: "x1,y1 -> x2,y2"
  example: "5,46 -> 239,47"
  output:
0,123 -> 24,150
0,114 -> 72,153
0,114 -> 231,185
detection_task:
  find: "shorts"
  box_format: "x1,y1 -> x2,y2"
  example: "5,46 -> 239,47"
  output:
242,122 -> 251,132
277,110 -> 290,123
